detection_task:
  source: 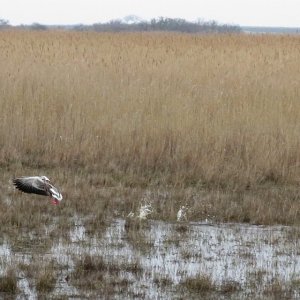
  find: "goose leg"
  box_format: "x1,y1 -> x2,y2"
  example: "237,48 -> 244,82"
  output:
52,199 -> 59,205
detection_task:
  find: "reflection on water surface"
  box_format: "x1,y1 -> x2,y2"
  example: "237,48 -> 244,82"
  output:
0,218 -> 299,299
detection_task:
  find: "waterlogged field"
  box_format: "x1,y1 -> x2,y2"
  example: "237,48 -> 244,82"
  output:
0,216 -> 300,299
0,31 -> 300,298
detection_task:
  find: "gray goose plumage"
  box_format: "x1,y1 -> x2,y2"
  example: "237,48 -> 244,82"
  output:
13,176 -> 63,205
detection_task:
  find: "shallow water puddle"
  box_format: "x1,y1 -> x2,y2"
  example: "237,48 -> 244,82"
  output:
0,220 -> 300,298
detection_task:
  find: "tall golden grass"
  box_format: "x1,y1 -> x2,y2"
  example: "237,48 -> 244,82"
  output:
1,30 -> 300,188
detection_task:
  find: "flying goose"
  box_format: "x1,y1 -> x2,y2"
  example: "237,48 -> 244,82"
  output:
13,176 -> 63,205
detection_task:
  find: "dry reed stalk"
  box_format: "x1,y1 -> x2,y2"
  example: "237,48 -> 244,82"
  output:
1,31 -> 300,224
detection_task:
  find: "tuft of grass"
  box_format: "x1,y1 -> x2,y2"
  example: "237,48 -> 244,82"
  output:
153,275 -> 173,288
181,274 -> 216,293
74,255 -> 107,276
263,278 -> 292,298
72,254 -> 142,297
175,224 -> 189,234
74,254 -> 143,277
0,268 -> 18,294
219,280 -> 241,294
72,255 -> 106,290
120,261 -> 143,276
35,262 -> 57,294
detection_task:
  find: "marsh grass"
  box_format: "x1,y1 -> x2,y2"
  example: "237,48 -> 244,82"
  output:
124,217 -> 156,254
175,224 -> 189,234
263,278 -> 294,299
181,274 -> 216,293
18,259 -> 58,295
0,268 -> 18,294
2,169 -> 300,230
10,233 -> 52,255
291,279 -> 300,289
153,275 -> 173,289
36,264 -> 57,293
1,31 -> 300,224
72,254 -> 142,296
74,254 -> 142,278
219,280 -> 241,294
72,255 -> 106,290
181,276 -> 242,297
0,214 -> 299,299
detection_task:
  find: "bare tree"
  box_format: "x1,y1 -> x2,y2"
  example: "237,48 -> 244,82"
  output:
0,18 -> 10,29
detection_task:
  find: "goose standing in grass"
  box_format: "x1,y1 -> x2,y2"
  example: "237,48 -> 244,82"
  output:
13,176 -> 63,205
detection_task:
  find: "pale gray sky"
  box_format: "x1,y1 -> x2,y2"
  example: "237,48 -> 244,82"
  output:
2,0 -> 300,27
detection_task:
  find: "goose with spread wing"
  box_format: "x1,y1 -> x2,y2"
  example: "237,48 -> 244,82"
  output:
13,176 -> 63,205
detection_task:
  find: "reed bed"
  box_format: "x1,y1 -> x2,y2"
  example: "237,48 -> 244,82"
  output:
1,31 -> 300,223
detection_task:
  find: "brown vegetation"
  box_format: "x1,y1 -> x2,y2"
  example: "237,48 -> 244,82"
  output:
72,254 -> 140,296
35,265 -> 57,294
0,268 -> 18,294
181,274 -> 215,293
1,31 -> 300,224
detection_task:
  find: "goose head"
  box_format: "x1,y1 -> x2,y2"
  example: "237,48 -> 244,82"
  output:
41,176 -> 50,182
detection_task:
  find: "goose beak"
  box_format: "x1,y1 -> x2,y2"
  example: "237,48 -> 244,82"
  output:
52,199 -> 59,205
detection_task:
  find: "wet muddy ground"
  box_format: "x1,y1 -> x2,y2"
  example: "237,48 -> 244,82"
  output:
0,217 -> 299,299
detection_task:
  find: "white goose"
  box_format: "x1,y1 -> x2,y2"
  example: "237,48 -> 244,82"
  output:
13,176 -> 63,205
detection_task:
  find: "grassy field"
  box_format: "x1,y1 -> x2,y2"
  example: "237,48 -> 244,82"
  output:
1,31 -> 300,224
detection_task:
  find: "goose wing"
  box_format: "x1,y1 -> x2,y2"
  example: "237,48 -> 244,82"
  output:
13,176 -> 48,196
49,184 -> 63,201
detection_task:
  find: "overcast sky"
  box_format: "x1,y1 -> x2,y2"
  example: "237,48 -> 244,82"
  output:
1,0 -> 300,27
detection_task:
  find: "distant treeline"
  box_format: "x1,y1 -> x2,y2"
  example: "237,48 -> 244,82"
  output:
0,17 -> 241,33
73,18 -> 241,33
